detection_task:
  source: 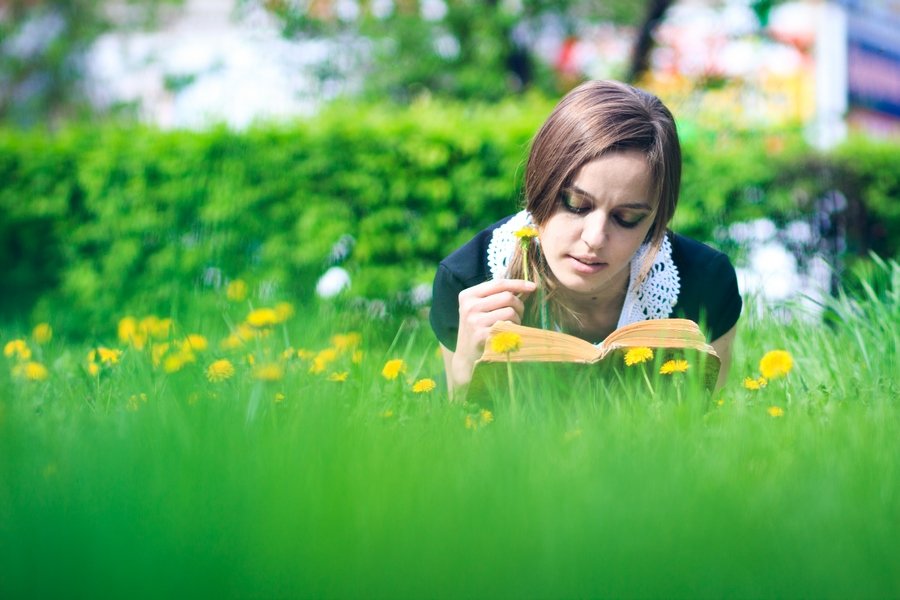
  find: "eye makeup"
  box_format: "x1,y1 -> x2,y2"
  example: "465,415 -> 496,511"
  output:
559,187 -> 651,229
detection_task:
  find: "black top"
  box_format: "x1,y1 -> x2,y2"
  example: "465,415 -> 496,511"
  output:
430,216 -> 742,351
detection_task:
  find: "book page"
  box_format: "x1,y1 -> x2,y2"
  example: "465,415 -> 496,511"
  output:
600,319 -> 714,355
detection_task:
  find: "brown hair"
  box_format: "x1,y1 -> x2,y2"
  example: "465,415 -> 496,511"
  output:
507,80 -> 682,325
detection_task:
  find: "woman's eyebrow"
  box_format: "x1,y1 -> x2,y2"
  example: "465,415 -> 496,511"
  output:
570,185 -> 653,211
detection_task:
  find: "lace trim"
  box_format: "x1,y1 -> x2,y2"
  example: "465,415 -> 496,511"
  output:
487,210 -> 535,280
616,234 -> 680,328
486,210 -> 680,329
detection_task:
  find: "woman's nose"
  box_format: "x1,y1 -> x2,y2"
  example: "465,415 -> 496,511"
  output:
581,212 -> 608,250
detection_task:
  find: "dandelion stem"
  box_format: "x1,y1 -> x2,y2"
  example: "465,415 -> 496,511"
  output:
522,247 -> 530,283
506,354 -> 516,416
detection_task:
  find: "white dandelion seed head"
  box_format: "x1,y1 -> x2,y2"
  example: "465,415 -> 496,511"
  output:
316,266 -> 351,299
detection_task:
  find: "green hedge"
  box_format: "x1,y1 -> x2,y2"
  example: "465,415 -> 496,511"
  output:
1,99 -> 898,334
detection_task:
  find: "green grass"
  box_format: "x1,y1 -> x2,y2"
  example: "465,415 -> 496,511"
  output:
1,261 -> 898,598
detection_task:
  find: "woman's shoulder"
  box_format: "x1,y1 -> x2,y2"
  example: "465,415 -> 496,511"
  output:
668,231 -> 742,340
439,215 -> 514,286
669,232 -> 735,276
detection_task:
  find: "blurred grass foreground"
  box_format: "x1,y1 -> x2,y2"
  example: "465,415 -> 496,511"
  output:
1,253 -> 898,598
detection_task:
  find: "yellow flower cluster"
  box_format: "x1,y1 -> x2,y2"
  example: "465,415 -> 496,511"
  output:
743,376 -> 768,391
743,349 -> 793,392
12,361 -> 49,382
3,313 -> 446,403
465,409 -> 494,430
118,315 -> 173,350
4,338 -> 48,382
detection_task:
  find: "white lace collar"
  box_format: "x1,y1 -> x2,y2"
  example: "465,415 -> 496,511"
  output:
486,210 -> 680,331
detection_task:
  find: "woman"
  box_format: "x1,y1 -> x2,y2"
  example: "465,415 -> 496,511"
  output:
430,80 -> 742,396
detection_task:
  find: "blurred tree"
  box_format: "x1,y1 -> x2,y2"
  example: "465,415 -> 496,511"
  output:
254,0 -> 672,102
0,0 -> 183,127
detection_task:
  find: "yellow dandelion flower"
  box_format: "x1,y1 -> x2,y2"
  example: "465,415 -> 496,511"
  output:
220,334 -> 243,350
514,226 -> 539,240
465,414 -> 477,430
480,409 -> 493,424
206,359 -> 235,383
743,376 -> 768,391
327,371 -> 349,382
96,347 -> 122,365
87,362 -> 100,377
305,360 -> 324,374
412,378 -> 436,393
246,308 -> 278,328
117,316 -> 147,349
3,339 -> 31,361
226,279 -> 248,302
759,350 -> 793,380
183,334 -> 208,352
13,361 -> 49,381
141,316 -> 172,341
331,332 -> 362,352
252,363 -> 284,381
235,323 -> 258,341
624,347 -> 653,366
274,392 -> 285,403
274,302 -> 295,323
489,331 -> 522,354
163,351 -> 195,374
660,359 -> 689,375
309,348 -> 339,374
32,323 -> 53,344
767,406 -> 785,418
381,358 -> 407,381
150,343 -> 170,367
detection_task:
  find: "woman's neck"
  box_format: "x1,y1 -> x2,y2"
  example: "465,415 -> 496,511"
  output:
555,267 -> 631,341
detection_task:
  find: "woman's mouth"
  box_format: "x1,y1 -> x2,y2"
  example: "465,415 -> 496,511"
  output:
568,255 -> 607,273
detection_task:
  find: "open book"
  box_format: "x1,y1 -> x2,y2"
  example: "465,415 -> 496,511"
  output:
469,318 -> 720,398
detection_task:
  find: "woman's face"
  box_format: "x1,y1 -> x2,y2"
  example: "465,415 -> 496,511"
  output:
538,150 -> 657,301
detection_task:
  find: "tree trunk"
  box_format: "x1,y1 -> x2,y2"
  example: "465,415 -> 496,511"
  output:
626,0 -> 674,84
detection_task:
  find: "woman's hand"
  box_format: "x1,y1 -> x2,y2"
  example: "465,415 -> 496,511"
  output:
442,278 -> 537,394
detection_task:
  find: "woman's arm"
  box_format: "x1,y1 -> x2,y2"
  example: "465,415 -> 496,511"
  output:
440,278 -> 536,399
710,323 -> 738,391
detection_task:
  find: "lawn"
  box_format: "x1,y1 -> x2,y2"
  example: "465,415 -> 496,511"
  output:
1,260 -> 898,598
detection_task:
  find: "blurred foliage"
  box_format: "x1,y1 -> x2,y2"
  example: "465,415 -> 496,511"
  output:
1,99 -> 898,335
0,0 -> 184,128
256,0 -> 650,102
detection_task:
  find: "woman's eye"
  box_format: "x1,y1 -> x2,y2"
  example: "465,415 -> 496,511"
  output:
615,214 -> 645,229
562,193 -> 591,214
